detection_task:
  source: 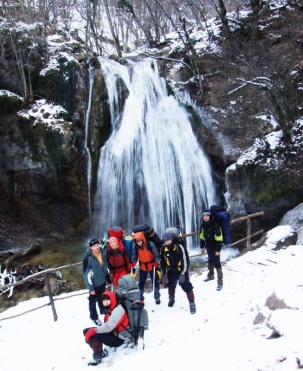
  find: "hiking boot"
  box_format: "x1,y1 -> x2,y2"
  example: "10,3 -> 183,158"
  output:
204,275 -> 215,282
93,319 -> 102,326
168,297 -> 175,307
216,268 -> 223,291
155,298 -> 161,305
88,358 -> 102,366
189,302 -> 196,314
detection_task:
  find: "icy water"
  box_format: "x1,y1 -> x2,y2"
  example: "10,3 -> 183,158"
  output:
91,59 -> 218,249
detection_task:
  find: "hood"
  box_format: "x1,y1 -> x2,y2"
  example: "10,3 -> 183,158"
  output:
101,290 -> 117,311
133,231 -> 146,244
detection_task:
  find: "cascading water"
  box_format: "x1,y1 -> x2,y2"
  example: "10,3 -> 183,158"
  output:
84,65 -> 95,218
92,58 -> 218,249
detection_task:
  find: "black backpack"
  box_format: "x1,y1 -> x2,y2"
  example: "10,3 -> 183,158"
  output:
116,275 -> 149,346
132,223 -> 162,251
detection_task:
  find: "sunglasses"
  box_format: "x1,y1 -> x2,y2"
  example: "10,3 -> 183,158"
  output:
135,239 -> 142,242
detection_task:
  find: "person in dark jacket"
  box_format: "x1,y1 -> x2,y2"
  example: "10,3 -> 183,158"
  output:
83,239 -> 109,325
200,210 -> 224,291
160,232 -> 196,314
130,231 -> 161,304
83,291 -> 132,366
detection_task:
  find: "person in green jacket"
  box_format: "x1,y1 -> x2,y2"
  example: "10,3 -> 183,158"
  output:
200,210 -> 224,291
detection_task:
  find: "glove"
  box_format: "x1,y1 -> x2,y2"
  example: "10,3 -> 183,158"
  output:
84,327 -> 96,343
179,274 -> 185,284
153,261 -> 159,268
155,267 -> 162,280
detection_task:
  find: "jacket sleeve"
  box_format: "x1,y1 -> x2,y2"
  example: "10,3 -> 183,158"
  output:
150,241 -> 160,262
199,227 -> 205,248
82,255 -> 94,292
214,223 -> 223,249
131,245 -> 138,263
179,244 -> 189,275
160,248 -> 166,274
96,305 -> 127,334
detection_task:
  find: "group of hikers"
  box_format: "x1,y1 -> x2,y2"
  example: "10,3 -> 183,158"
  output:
82,207 -> 228,366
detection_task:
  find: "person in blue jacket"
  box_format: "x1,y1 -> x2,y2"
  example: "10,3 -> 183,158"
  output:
83,239 -> 109,325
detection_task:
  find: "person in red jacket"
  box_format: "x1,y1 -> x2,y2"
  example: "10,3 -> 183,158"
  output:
130,231 -> 161,304
83,291 -> 132,366
106,237 -> 130,288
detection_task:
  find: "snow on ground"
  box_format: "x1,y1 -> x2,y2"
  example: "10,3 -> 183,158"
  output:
0,226 -> 303,371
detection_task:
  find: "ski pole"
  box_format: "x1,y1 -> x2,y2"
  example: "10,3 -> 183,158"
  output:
153,266 -> 156,295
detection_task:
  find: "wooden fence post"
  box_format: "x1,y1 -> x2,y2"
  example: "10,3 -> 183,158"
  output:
246,218 -> 252,250
44,273 -> 58,322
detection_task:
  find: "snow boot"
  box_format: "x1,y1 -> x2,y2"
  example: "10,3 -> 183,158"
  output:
88,357 -> 102,366
204,262 -> 215,281
93,319 -> 102,326
189,302 -> 196,314
216,268 -> 223,291
168,296 -> 175,307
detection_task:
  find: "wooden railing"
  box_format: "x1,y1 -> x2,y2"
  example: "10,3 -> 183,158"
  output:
187,211 -> 264,258
0,211 -> 264,322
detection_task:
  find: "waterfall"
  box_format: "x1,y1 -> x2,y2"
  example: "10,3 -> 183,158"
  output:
92,58 -> 218,249
84,65 -> 95,218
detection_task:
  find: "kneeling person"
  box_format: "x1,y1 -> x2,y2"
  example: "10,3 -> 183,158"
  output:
83,291 -> 132,366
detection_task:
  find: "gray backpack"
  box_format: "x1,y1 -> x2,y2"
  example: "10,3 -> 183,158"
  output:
116,275 -> 149,345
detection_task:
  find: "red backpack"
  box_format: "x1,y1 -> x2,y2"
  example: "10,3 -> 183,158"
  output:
107,226 -> 125,249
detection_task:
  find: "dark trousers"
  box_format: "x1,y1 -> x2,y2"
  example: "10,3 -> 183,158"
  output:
84,328 -> 124,348
139,269 -> 160,299
167,270 -> 193,293
206,246 -> 222,269
83,329 -> 124,359
88,284 -> 106,321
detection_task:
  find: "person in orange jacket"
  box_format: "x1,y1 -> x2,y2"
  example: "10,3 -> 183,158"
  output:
130,231 -> 161,304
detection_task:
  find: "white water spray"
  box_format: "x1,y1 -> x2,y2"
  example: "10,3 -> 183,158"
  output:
92,59 -> 217,249
84,65 -> 95,218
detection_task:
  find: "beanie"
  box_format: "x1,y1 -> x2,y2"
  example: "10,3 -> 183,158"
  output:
162,232 -> 174,241
89,238 -> 100,247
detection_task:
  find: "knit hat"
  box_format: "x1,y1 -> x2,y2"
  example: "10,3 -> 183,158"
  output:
202,210 -> 211,217
108,237 -> 118,244
162,232 -> 173,241
89,238 -> 100,247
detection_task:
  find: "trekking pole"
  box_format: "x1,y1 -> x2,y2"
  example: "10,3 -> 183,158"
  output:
153,266 -> 156,295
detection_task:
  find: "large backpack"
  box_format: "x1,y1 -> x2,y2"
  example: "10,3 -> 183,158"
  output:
116,275 -> 149,346
165,226 -> 187,248
101,226 -> 133,260
132,223 -> 162,251
209,205 -> 232,245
